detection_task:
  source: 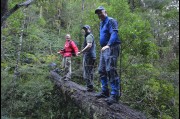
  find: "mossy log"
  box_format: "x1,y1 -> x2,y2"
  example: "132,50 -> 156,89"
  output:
50,71 -> 146,119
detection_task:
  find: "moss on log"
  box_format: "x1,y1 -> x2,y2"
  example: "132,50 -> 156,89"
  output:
50,71 -> 146,119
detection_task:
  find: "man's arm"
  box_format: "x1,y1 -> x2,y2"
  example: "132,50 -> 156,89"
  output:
71,41 -> 79,55
107,19 -> 119,46
78,35 -> 93,55
101,19 -> 119,51
78,43 -> 92,54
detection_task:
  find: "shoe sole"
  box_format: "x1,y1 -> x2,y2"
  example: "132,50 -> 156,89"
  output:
95,95 -> 109,98
105,99 -> 118,105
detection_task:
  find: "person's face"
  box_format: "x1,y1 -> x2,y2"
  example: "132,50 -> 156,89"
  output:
65,35 -> 71,40
96,10 -> 107,21
81,29 -> 86,35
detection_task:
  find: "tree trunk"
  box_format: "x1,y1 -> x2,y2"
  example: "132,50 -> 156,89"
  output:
128,0 -> 135,12
13,9 -> 27,80
1,0 -> 8,18
1,0 -> 34,26
50,71 -> 147,119
39,6 -> 43,18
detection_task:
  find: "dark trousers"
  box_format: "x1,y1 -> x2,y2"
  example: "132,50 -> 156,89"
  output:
83,55 -> 95,88
98,44 -> 120,96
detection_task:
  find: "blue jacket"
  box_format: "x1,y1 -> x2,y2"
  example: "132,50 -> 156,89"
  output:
99,16 -> 121,47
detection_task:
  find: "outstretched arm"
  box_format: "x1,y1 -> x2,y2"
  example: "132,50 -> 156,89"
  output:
78,43 -> 92,55
78,34 -> 93,55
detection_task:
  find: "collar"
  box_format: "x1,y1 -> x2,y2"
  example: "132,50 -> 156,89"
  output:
85,32 -> 91,37
102,16 -> 108,23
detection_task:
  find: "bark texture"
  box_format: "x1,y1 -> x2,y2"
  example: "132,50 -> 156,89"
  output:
50,71 -> 147,119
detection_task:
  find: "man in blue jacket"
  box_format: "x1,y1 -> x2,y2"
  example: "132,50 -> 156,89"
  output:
95,6 -> 121,105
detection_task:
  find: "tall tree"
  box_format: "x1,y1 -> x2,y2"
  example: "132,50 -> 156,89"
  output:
1,0 -> 8,18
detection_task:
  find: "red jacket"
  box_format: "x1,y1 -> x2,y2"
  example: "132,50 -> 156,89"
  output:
58,40 -> 79,57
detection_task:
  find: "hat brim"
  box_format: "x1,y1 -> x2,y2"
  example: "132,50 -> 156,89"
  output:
82,26 -> 90,30
95,9 -> 104,14
82,27 -> 87,30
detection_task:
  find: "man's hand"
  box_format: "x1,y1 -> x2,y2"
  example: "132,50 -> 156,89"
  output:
101,45 -> 110,51
77,51 -> 81,56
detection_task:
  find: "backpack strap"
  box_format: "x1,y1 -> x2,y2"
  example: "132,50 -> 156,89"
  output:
69,40 -> 76,50
69,40 -> 77,56
69,40 -> 73,47
89,34 -> 94,39
88,34 -> 94,44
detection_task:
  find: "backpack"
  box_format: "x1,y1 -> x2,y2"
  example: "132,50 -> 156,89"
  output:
69,40 -> 78,56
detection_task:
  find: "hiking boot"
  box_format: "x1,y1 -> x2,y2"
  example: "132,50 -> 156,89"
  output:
86,86 -> 94,92
105,95 -> 119,105
95,91 -> 109,98
64,76 -> 71,81
64,78 -> 69,81
86,87 -> 94,92
61,76 -> 66,80
61,76 -> 70,81
53,68 -> 60,73
86,85 -> 94,92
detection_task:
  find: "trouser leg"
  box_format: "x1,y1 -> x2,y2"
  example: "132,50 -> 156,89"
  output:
105,45 -> 121,97
83,56 -> 95,88
106,60 -> 120,97
98,52 -> 109,93
100,76 -> 109,92
65,57 -> 71,79
110,77 -> 120,97
62,57 -> 66,68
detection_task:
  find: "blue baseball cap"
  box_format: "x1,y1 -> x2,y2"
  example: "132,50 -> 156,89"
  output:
95,6 -> 105,14
82,25 -> 91,30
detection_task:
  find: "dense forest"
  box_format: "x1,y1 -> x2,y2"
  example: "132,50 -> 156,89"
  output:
1,0 -> 179,119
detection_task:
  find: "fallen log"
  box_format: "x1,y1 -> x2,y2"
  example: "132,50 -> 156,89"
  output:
50,71 -> 147,119
1,0 -> 34,26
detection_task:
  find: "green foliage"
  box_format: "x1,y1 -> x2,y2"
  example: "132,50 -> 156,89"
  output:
38,17 -> 46,27
143,0 -> 171,10
1,64 -> 88,119
21,53 -> 40,63
1,0 -> 179,119
143,78 -> 176,118
163,8 -> 179,19
167,58 -> 179,72
161,114 -> 173,119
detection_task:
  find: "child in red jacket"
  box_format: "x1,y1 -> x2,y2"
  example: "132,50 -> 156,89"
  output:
57,34 -> 79,80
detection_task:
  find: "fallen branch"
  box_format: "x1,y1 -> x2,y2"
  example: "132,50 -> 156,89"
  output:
1,0 -> 34,26
50,71 -> 146,119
